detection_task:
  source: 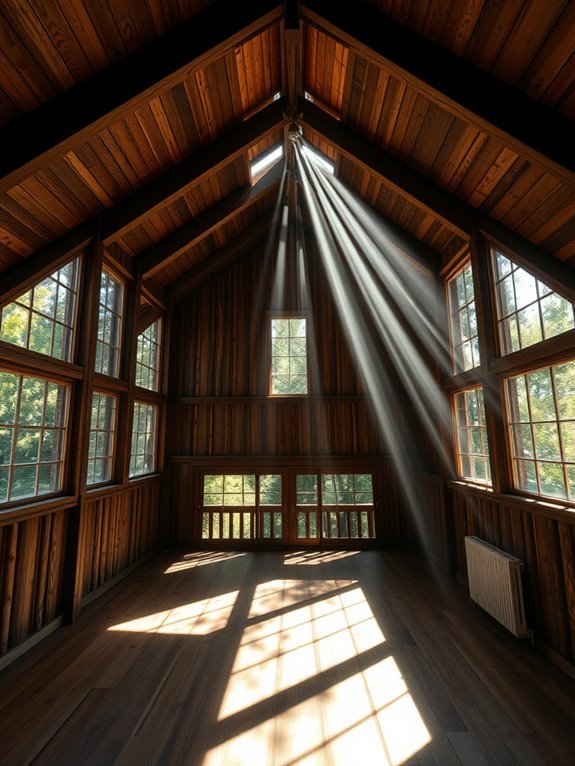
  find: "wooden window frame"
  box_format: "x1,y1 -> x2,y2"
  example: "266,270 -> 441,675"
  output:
504,359 -> 575,503
129,400 -> 158,478
95,267 -> 125,379
268,313 -> 310,397
445,259 -> 481,375
135,318 -> 162,392
490,246 -> 575,357
86,391 -> 118,487
200,472 -> 284,542
451,386 -> 492,487
0,368 -> 71,505
0,257 -> 80,363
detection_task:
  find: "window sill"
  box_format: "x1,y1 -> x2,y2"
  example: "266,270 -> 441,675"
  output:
0,494 -> 77,523
447,478 -> 575,522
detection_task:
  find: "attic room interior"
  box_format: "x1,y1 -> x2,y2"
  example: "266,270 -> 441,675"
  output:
1,0 -> 575,763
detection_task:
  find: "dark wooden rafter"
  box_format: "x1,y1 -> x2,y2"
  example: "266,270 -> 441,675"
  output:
284,0 -> 302,112
139,159 -> 285,278
301,101 -> 575,299
301,0 -> 575,184
0,225 -> 92,310
101,97 -> 287,243
0,99 -> 287,307
302,100 -> 470,237
170,213 -> 276,302
0,0 -> 284,193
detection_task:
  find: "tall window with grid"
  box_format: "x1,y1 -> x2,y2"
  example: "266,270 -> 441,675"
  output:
86,392 -> 117,485
270,317 -> 308,395
135,319 -> 161,391
129,401 -> 157,477
95,270 -> 124,377
0,258 -> 79,361
446,262 -> 480,373
453,387 -> 491,485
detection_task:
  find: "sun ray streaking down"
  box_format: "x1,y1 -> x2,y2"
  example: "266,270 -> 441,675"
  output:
294,140 -> 454,548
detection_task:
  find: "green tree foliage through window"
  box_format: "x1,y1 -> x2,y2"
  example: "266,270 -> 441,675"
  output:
0,258 -> 79,361
95,270 -> 123,377
446,262 -> 480,373
270,317 -> 308,394
507,361 -> 575,500
136,319 -> 161,391
0,370 -> 68,502
493,250 -> 575,354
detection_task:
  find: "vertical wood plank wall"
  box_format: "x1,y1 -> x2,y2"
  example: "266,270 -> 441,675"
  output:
167,240 -> 414,546
419,476 -> 575,669
0,511 -> 68,654
80,480 -> 160,598
0,479 -> 160,658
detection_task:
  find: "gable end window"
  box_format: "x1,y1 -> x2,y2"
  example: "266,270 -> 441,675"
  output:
270,317 -> 308,395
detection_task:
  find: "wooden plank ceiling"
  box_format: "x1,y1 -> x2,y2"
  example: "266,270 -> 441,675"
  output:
0,0 -> 573,291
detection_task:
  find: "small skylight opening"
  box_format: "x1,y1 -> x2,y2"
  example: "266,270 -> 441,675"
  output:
302,144 -> 335,174
250,144 -> 284,180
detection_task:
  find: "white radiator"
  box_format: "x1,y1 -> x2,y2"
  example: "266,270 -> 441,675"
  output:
464,536 -> 530,638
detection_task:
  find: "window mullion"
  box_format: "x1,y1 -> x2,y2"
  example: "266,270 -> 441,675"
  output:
469,227 -> 509,494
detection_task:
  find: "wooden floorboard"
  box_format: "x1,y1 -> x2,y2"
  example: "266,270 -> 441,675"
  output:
1,549 -> 575,766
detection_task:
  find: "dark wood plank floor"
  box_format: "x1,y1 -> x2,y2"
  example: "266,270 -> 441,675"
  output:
1,549 -> 575,765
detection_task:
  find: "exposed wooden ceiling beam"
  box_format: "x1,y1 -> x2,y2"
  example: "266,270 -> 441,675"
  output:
301,0 -> 575,184
302,100 -> 471,238
0,224 -> 93,309
0,0 -> 283,193
101,97 -> 287,243
139,160 -> 285,278
170,213 -> 276,302
302,101 -> 575,297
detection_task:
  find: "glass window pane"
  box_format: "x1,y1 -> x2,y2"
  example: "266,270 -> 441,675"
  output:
507,360 -> 575,501
271,316 -> 308,394
446,262 -> 480,373
492,248 -> 574,354
453,387 -> 491,485
0,260 -> 79,362
95,270 -> 123,377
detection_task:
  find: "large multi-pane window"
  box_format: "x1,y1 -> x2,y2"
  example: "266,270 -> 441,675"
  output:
295,473 -> 375,540
129,401 -> 157,477
0,371 -> 68,502
492,249 -> 574,355
86,392 -> 117,485
270,317 -> 308,395
201,474 -> 283,540
453,387 -> 491,485
446,262 -> 480,373
0,258 -> 79,361
95,270 -> 124,377
135,319 -> 161,391
506,361 -> 575,500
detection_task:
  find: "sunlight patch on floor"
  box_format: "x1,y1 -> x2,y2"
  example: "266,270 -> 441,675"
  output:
205,578 -> 429,765
164,551 -> 246,573
283,550 -> 360,565
107,589 -> 239,635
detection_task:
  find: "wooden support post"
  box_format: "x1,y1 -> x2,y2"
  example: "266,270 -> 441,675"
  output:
469,221 -> 509,495
63,228 -> 104,623
116,267 -> 142,484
